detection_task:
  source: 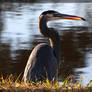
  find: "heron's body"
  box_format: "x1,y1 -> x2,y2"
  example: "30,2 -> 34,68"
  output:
24,43 -> 58,82
23,10 -> 85,83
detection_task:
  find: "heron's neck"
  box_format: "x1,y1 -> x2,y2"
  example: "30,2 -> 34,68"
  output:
39,16 -> 60,64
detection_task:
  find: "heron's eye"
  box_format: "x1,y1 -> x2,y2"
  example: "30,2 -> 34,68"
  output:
53,13 -> 57,17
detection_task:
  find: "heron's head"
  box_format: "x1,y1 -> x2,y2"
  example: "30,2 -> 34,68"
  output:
41,10 -> 85,21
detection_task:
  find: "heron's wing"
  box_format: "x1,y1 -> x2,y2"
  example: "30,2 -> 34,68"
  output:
23,43 -> 58,82
44,54 -> 58,81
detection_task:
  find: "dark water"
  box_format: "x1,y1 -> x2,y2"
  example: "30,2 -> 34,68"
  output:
0,3 -> 92,86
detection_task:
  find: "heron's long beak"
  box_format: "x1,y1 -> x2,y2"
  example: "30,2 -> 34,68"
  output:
60,14 -> 85,21
49,13 -> 86,21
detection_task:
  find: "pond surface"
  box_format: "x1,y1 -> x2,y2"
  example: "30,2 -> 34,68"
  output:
0,3 -> 92,86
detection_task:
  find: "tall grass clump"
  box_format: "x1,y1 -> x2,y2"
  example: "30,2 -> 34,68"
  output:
0,74 -> 92,92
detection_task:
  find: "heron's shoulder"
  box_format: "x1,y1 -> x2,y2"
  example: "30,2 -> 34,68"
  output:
31,43 -> 53,55
31,43 -> 53,58
34,43 -> 52,50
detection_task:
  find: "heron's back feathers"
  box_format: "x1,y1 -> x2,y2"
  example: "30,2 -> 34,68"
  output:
23,43 -> 58,83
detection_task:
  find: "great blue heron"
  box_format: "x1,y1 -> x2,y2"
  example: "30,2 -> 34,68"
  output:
23,10 -> 85,83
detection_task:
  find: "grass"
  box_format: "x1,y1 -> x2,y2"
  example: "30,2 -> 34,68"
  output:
0,74 -> 92,92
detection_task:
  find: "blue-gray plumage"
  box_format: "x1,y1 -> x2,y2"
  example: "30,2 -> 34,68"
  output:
23,10 -> 85,83
24,43 -> 58,82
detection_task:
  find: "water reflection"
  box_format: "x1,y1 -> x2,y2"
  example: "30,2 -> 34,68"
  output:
0,3 -> 92,85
